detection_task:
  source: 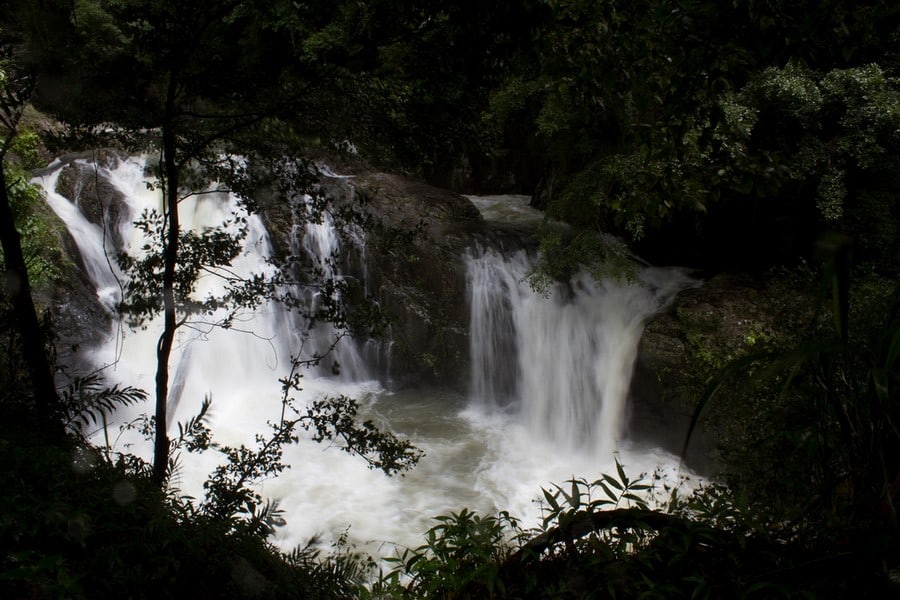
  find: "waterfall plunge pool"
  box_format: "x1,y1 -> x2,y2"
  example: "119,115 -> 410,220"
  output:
37,158 -> 701,557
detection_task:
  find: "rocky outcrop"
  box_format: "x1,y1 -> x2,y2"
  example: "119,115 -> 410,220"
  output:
347,172 -> 484,388
32,156 -> 119,373
50,151 -> 132,248
256,164 -> 486,388
631,271 -> 817,473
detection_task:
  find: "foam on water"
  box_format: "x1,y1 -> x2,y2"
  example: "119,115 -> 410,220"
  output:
39,162 -> 699,557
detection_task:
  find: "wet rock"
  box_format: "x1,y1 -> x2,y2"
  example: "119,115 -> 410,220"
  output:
50,152 -> 133,249
257,165 -> 486,388
632,271 -> 817,474
349,172 -> 483,388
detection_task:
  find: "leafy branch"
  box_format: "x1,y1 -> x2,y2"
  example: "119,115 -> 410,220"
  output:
59,374 -> 147,433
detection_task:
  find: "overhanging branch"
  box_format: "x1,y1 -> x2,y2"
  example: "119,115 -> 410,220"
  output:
508,508 -> 693,565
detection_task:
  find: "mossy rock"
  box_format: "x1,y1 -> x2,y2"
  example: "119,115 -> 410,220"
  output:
351,172 -> 482,387
632,271 -> 818,473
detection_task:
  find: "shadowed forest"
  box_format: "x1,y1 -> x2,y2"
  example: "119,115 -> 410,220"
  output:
2,1 -> 899,598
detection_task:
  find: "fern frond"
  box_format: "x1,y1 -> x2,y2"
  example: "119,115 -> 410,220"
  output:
61,374 -> 148,432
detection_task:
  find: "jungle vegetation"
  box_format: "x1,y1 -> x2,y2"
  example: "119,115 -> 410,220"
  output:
1,1 -> 898,597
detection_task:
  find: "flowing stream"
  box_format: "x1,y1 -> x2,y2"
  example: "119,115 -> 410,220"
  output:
38,159 -> 698,556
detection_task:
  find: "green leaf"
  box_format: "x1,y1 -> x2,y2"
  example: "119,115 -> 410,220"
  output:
615,459 -> 628,486
597,481 -> 618,502
542,488 -> 561,511
569,479 -> 581,510
622,493 -> 649,508
603,474 -> 623,491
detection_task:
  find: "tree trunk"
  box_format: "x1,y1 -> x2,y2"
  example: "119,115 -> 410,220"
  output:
0,162 -> 62,429
153,76 -> 181,485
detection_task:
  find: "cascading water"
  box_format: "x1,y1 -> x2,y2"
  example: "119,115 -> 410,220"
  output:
40,164 -> 123,311
467,247 -> 695,457
39,156 -> 291,425
465,195 -> 696,457
285,193 -> 371,380
40,163 -> 698,556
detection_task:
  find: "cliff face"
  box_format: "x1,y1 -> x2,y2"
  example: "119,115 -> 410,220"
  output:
257,164 -> 486,388
351,172 -> 483,388
631,271 -> 817,473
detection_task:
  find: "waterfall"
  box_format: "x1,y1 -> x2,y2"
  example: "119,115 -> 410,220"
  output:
40,163 -> 124,311
34,155 -> 340,435
39,164 -> 698,553
466,198 -> 695,457
466,247 -> 523,409
284,193 -> 371,380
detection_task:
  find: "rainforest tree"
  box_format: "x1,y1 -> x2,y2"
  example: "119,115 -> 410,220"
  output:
480,0 -> 900,272
10,0 -> 418,482
0,42 -> 62,427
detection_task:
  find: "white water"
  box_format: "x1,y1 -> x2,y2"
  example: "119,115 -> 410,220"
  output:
284,194 -> 371,380
40,164 -> 124,310
467,247 -> 694,457
39,165 -> 699,557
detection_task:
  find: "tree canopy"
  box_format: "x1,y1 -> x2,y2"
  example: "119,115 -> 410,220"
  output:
469,0 -> 900,273
1,0 -> 899,597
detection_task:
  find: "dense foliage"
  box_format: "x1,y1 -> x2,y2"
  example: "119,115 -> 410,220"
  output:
11,2 -> 900,276
473,0 -> 900,274
1,0 -> 899,598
